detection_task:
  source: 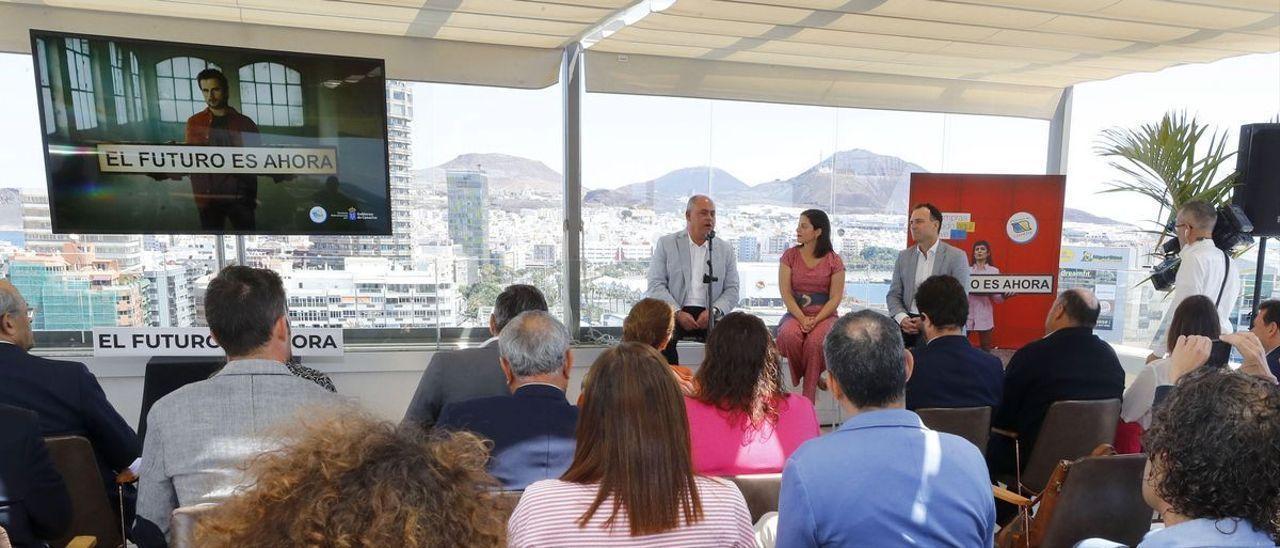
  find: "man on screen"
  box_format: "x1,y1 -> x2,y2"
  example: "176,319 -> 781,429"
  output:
185,68 -> 262,231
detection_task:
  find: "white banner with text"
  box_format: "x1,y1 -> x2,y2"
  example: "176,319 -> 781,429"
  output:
969,275 -> 1055,295
91,327 -> 343,357
96,144 -> 338,174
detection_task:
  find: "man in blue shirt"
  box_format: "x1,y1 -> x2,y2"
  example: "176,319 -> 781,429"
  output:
777,310 -> 996,547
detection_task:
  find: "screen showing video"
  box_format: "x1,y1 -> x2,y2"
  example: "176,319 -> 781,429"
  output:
31,30 -> 391,235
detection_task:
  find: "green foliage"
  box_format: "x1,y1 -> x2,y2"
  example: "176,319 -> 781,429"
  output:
1095,111 -> 1238,248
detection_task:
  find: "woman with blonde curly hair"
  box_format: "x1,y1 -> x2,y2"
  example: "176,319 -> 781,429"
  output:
196,410 -> 507,547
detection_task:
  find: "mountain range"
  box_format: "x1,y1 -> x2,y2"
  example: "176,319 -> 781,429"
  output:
414,150 -> 1128,224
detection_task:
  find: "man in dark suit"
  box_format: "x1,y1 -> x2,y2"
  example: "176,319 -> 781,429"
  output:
0,281 -> 140,525
906,275 -> 1003,410
987,288 -> 1124,479
1249,299 -> 1280,379
0,404 -> 71,548
436,310 -> 577,491
403,284 -> 549,429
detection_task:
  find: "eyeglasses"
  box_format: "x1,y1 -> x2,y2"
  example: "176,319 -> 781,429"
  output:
25,306 -> 35,320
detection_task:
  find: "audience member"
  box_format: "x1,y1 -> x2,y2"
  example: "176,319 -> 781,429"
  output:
1249,298 -> 1280,379
622,298 -> 697,395
136,266 -> 339,538
436,311 -> 577,491
987,288 -> 1124,479
0,404 -> 70,548
906,275 -> 1003,411
403,284 -> 548,429
508,343 -> 754,546
197,410 -> 507,547
1079,367 -> 1279,547
0,280 -> 139,528
1122,295 -> 1219,430
776,208 -> 845,402
687,312 -> 818,475
774,310 -> 995,546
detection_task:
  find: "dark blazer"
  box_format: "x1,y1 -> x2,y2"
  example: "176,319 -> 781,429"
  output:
0,404 -> 71,548
1267,348 -> 1280,380
0,344 -> 139,492
402,342 -> 507,429
907,335 -> 1003,410
988,327 -> 1124,475
436,384 -> 578,491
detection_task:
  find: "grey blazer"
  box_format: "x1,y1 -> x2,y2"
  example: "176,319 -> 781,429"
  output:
401,339 -> 507,429
136,359 -> 338,535
886,240 -> 971,320
645,229 -> 740,314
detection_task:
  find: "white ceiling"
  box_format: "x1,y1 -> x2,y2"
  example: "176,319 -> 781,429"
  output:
2,0 -> 1276,117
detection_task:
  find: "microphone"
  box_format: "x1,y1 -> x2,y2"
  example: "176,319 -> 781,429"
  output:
707,229 -> 716,240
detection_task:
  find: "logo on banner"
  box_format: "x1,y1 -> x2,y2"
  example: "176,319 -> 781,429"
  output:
309,206 -> 327,224
1007,212 -> 1038,244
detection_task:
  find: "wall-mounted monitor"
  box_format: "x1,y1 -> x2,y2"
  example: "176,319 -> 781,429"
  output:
30,30 -> 391,235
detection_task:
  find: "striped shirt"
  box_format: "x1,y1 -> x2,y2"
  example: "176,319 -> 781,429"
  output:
507,477 -> 755,547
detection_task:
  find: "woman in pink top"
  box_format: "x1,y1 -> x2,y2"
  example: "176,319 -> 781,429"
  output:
777,209 -> 845,402
687,312 -> 820,476
966,240 -> 1011,352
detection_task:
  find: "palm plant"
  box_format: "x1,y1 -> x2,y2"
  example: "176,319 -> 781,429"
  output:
1095,111 -> 1238,252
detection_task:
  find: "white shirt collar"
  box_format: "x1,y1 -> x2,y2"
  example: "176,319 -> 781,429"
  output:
0,340 -> 14,346
688,233 -> 708,249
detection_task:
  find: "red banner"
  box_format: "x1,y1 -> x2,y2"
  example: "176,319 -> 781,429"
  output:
909,174 -> 1066,350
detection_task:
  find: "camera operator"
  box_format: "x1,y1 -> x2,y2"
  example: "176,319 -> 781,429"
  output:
1147,200 -> 1241,363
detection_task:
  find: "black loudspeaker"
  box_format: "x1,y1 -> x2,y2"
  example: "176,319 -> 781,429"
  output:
1233,123 -> 1280,236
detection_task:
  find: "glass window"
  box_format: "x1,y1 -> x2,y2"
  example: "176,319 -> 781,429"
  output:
106,43 -> 146,124
581,93 -> 1050,327
63,38 -> 97,130
156,57 -> 219,122
34,39 -> 55,135
237,62 -> 303,127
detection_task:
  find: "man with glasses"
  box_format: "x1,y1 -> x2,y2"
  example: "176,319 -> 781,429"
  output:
886,203 -> 970,347
0,279 -> 141,532
1146,200 -> 1241,362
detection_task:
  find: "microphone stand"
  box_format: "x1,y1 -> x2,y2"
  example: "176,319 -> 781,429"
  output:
704,229 -> 718,335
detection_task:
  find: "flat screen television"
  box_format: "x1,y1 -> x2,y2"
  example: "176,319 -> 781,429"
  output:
30,30 -> 391,235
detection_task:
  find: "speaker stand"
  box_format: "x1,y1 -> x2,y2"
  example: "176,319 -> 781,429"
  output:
1252,237 -> 1268,321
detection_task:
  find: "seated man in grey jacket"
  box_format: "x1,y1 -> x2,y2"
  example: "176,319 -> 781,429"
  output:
402,284 -> 549,429
135,266 -> 339,538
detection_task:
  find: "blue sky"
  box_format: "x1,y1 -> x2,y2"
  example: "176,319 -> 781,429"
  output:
2,50 -> 1277,227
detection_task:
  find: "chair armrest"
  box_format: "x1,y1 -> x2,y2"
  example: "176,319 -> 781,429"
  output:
67,536 -> 98,548
992,485 -> 1032,507
991,427 -> 1018,440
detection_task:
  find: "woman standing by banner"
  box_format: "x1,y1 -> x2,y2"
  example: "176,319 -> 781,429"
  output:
967,240 -> 1010,352
777,209 -> 845,402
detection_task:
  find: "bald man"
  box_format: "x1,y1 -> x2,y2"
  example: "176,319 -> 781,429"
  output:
987,288 -> 1125,480
0,281 -> 140,527
645,195 -> 740,365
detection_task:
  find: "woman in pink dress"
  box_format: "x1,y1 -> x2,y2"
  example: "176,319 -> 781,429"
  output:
687,312 -> 819,475
966,240 -> 1009,352
777,209 -> 845,402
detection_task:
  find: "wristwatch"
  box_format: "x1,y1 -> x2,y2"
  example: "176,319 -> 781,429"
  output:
712,307 -> 724,321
